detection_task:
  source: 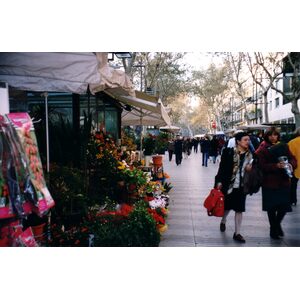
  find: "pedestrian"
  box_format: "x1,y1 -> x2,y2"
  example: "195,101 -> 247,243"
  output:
200,135 -> 210,167
215,132 -> 253,243
248,131 -> 260,150
193,138 -> 199,153
187,138 -> 193,156
255,127 -> 297,239
183,137 -> 189,159
167,139 -> 175,162
209,135 -> 219,164
288,127 -> 300,205
174,135 -> 183,166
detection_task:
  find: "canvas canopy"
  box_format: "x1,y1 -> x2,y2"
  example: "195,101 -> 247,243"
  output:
0,52 -> 134,95
104,87 -> 171,127
237,124 -> 271,131
159,125 -> 181,133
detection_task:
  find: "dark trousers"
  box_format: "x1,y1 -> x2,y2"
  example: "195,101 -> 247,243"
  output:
202,152 -> 209,166
267,209 -> 286,232
175,153 -> 182,165
168,150 -> 174,162
290,176 -> 299,205
194,145 -> 198,153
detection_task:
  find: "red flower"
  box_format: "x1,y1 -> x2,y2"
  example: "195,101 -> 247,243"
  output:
147,209 -> 165,225
120,204 -> 133,216
128,183 -> 136,192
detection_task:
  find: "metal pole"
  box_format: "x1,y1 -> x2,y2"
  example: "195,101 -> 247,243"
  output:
140,65 -> 143,160
44,92 -> 50,173
255,81 -> 258,124
140,114 -> 143,160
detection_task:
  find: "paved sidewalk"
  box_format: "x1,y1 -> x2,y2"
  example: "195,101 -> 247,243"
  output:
160,150 -> 300,247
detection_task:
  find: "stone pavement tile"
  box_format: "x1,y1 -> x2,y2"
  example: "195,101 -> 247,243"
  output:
164,228 -> 194,236
159,241 -> 196,247
160,234 -> 195,244
167,211 -> 191,218
283,239 -> 300,246
164,223 -> 194,231
166,217 -> 193,224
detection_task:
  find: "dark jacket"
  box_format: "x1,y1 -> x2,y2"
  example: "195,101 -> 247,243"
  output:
200,139 -> 210,153
174,140 -> 183,154
210,138 -> 219,156
167,141 -> 175,152
255,141 -> 297,189
214,148 -> 234,195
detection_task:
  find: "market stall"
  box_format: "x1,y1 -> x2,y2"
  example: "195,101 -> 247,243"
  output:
0,53 -> 173,247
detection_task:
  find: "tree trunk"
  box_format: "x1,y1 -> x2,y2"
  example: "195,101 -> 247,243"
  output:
291,99 -> 300,127
263,92 -> 269,123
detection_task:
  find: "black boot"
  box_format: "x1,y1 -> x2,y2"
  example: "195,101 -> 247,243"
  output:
270,227 -> 280,239
276,210 -> 286,237
268,211 -> 280,239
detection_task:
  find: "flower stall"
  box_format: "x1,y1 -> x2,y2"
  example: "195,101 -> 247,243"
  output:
48,129 -> 173,247
0,118 -> 173,247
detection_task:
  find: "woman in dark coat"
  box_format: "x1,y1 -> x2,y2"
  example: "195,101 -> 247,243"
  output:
174,135 -> 183,166
255,128 -> 297,239
209,135 -> 219,163
200,136 -> 210,167
215,132 -> 253,243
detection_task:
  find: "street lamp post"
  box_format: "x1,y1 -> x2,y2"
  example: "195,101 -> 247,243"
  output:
255,81 -> 258,124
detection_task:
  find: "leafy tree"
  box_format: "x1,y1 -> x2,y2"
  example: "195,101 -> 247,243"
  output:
192,63 -> 230,131
244,52 -> 285,123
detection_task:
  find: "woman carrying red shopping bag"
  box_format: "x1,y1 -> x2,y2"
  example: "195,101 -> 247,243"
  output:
214,132 -> 253,243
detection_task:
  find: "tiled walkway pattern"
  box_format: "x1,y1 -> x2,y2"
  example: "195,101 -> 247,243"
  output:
159,150 -> 300,247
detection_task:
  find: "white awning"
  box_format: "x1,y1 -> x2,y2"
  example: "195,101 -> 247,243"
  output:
104,88 -> 171,127
159,125 -> 181,133
0,52 -> 134,95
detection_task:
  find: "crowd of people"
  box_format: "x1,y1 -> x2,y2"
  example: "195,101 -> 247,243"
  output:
167,134 -> 225,167
166,127 -> 300,244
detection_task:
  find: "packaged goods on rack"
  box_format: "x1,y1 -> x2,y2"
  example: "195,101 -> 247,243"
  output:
6,113 -> 55,216
0,116 -> 31,218
0,113 -> 55,247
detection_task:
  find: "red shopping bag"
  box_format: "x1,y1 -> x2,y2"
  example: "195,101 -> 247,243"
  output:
203,188 -> 224,217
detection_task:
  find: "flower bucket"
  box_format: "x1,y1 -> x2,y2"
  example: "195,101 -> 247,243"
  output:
157,224 -> 168,234
152,155 -> 163,166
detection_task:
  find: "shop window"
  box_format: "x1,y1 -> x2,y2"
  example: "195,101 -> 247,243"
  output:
275,97 -> 280,108
105,110 -> 119,141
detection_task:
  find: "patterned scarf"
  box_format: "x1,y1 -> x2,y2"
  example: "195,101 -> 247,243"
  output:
228,147 -> 253,194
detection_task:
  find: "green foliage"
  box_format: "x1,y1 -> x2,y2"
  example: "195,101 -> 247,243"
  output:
82,201 -> 160,247
155,132 -> 169,154
163,182 -> 173,193
86,132 -> 120,205
48,164 -> 89,224
143,134 -> 156,155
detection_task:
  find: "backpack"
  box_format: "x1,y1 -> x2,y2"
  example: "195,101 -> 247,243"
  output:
203,188 -> 225,217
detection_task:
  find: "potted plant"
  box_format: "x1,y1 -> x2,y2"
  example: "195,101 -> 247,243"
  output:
154,132 -> 169,155
143,134 -> 156,166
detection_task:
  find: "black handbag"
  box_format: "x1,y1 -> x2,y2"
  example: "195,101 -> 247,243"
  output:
243,160 -> 263,195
